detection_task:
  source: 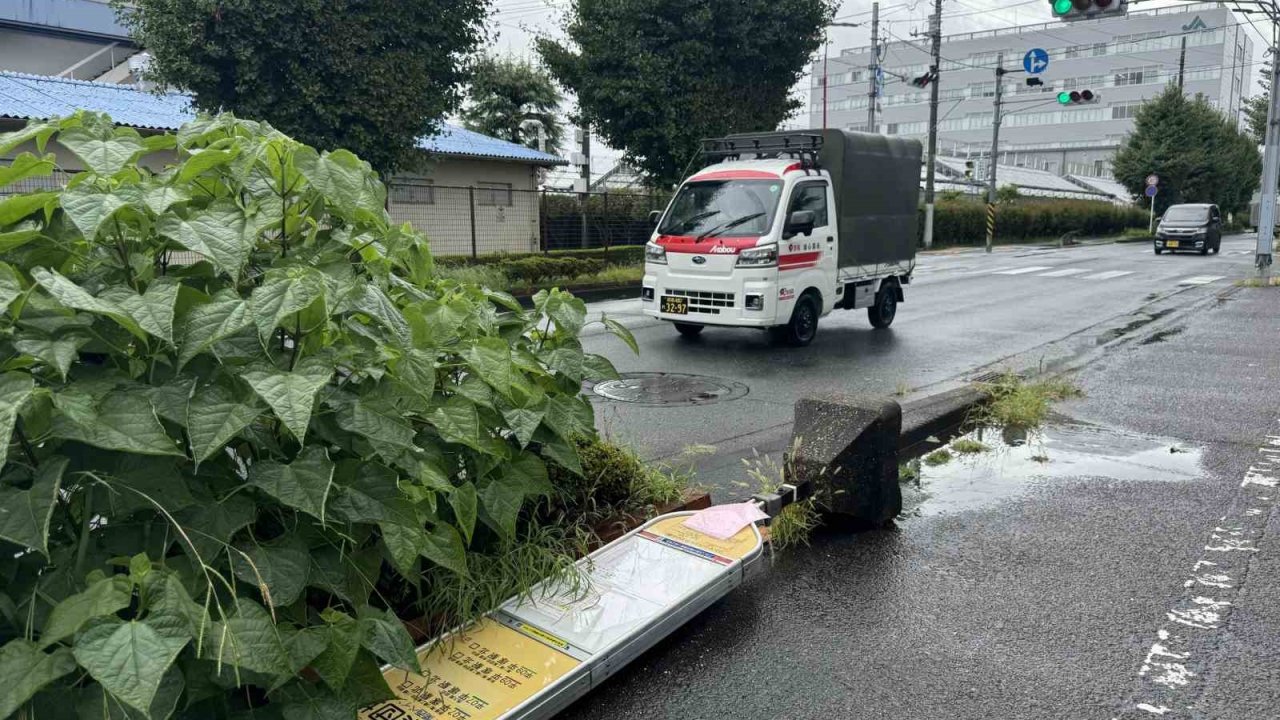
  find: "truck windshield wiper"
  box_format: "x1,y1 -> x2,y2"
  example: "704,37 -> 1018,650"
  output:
698,212 -> 766,240
668,210 -> 719,233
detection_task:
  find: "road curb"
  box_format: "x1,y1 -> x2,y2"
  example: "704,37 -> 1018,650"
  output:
514,283 -> 640,308
897,386 -> 990,458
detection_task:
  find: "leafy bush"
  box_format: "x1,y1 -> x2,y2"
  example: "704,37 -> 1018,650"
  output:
436,245 -> 645,269
501,256 -> 606,286
0,112 -> 637,718
545,435 -> 688,526
924,199 -> 1148,246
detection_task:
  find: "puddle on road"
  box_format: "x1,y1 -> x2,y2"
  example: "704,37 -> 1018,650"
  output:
901,422 -> 1203,517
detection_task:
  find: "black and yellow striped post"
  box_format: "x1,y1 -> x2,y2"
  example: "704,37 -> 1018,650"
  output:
985,202 -> 996,251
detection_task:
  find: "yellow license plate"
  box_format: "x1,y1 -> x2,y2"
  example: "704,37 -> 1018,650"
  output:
661,296 -> 688,315
1167,240 -> 1179,248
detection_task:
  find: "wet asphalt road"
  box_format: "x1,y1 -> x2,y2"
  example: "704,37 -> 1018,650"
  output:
558,235 -> 1280,718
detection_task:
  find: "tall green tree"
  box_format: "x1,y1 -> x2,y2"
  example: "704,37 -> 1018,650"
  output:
1112,86 -> 1260,215
116,0 -> 488,174
1242,65 -> 1271,145
538,0 -> 836,186
462,56 -> 565,155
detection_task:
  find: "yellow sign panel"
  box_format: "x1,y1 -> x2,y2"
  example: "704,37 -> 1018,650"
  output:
361,618 -> 580,720
643,515 -> 760,561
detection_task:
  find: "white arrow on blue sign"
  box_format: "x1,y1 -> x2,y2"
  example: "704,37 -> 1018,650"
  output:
1023,48 -> 1049,75
1144,185 -> 1158,198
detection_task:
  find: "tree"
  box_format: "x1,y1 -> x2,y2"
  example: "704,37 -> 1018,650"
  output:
538,0 -> 836,186
1112,86 -> 1260,215
462,56 -> 565,155
1243,65 -> 1271,145
116,0 -> 488,175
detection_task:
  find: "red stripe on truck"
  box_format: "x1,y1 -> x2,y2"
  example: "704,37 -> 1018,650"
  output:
779,251 -> 821,268
687,169 -> 780,181
655,235 -> 760,254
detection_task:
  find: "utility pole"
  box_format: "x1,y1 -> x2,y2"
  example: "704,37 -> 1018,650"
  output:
1256,43 -> 1279,282
1177,36 -> 1187,90
985,54 -> 1005,254
579,124 -> 591,248
867,2 -> 880,132
922,0 -> 943,249
822,42 -> 830,130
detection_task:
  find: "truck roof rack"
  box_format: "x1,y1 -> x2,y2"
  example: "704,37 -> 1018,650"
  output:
700,132 -> 824,168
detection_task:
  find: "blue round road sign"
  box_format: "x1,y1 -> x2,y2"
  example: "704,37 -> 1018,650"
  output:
1144,185 -> 1158,198
1023,48 -> 1049,75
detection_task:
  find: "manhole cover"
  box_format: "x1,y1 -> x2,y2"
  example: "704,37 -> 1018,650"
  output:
590,372 -> 749,406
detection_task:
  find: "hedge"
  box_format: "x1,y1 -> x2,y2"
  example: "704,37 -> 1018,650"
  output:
925,199 -> 1148,246
436,245 -> 645,268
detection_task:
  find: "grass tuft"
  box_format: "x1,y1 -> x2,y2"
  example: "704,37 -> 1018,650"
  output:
899,458 -> 922,484
743,448 -> 819,551
1237,276 -> 1280,288
923,449 -> 953,466
977,373 -> 1082,429
951,438 -> 990,454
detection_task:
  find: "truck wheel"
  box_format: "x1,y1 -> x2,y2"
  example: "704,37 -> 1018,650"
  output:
674,322 -> 703,338
868,283 -> 898,329
779,295 -> 819,346
1154,246 -> 1162,255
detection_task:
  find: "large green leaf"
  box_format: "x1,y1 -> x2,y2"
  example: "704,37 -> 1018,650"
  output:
541,394 -> 595,442
506,451 -> 553,497
31,268 -> 145,339
421,523 -> 468,577
428,395 -> 486,452
117,279 -> 180,344
347,285 -> 410,346
0,371 -> 35,470
177,147 -> 238,183
0,455 -> 66,555
176,493 -> 256,563
463,337 -> 517,398
247,446 -> 334,521
57,126 -> 144,176
40,575 -> 133,649
200,599 -> 291,678
0,261 -> 23,313
142,185 -> 190,216
0,226 -> 42,254
450,482 -> 478,546
310,610 -> 361,690
157,201 -> 252,279
601,313 -> 640,354
0,191 -> 56,226
357,606 -> 421,673
328,461 -> 416,528
14,337 -> 83,379
232,535 -> 311,608
176,290 -> 252,368
79,664 -> 185,720
0,152 -> 55,190
379,522 -> 427,579
0,640 -> 77,719
51,392 -> 182,456
187,384 -> 262,465
59,183 -> 134,240
277,686 -> 356,720
0,120 -> 55,157
295,148 -> 384,217
478,479 -> 522,539
249,270 -> 327,341
145,571 -> 209,643
243,367 -> 331,443
337,397 -> 414,459
73,620 -> 189,716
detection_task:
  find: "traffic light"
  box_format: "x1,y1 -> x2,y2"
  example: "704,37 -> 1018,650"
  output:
1050,0 -> 1125,21
964,160 -> 974,179
1057,89 -> 1099,105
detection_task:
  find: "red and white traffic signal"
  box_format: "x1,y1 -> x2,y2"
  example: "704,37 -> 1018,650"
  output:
1050,0 -> 1126,21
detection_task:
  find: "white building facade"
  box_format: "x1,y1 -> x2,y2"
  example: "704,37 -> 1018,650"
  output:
813,3 -> 1253,179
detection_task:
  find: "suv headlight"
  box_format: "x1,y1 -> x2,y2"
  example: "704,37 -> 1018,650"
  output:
645,243 -> 666,264
736,245 -> 777,267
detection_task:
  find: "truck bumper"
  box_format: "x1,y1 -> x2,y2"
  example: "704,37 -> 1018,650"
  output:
641,266 -> 781,327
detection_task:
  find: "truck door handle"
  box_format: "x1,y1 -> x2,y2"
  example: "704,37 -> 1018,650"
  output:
827,236 -> 834,243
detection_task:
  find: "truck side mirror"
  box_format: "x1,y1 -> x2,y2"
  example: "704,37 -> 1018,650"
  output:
648,210 -> 662,225
784,210 -> 815,238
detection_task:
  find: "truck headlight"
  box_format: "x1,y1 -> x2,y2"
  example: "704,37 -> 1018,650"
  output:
645,243 -> 667,264
736,246 -> 777,267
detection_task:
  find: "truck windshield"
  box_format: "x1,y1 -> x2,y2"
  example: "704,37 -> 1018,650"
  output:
1163,206 -> 1209,223
658,179 -> 782,237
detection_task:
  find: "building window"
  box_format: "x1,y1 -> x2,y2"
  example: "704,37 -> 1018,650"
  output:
885,123 -> 899,135
1111,102 -> 1142,120
391,180 -> 434,205
477,182 -> 513,206
1092,42 -> 1107,56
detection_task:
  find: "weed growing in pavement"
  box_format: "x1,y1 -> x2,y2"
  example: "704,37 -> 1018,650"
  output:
951,438 -> 990,454
977,373 -> 1083,429
924,449 -> 954,466
899,458 -> 922,484
743,448 -> 819,551
1237,276 -> 1280,287
895,380 -> 911,397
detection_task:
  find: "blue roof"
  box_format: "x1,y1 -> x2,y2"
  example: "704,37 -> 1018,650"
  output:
0,71 -> 565,166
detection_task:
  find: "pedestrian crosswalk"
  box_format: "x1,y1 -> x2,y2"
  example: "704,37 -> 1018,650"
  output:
1178,275 -> 1226,285
914,262 -> 1227,286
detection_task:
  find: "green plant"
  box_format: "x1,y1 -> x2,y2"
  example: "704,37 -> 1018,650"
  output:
742,448 -> 818,551
0,112 -> 639,718
995,185 -> 1021,204
462,55 -> 565,155
924,198 -> 1148,247
924,449 -> 953,466
545,435 -> 689,528
978,374 -> 1082,429
950,438 -> 990,454
898,458 -> 921,484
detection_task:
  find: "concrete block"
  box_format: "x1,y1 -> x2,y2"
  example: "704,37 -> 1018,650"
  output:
787,395 -> 902,526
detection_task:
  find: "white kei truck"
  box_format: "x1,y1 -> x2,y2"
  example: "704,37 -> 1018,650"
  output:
642,130 -> 923,346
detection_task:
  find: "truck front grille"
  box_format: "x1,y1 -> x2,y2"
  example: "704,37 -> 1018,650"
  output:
667,289 -> 736,314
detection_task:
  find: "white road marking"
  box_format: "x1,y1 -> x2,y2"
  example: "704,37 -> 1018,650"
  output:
1037,268 -> 1091,277
1082,270 -> 1135,280
1178,275 -> 1225,286
993,266 -> 1053,275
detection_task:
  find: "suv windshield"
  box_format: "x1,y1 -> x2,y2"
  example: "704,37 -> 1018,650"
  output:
658,179 -> 782,237
1163,206 -> 1209,223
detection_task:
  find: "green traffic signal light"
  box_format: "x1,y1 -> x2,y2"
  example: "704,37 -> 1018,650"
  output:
1053,0 -> 1073,14
1057,91 -> 1071,104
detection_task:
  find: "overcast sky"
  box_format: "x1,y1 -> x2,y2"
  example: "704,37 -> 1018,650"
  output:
483,0 -> 1269,178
